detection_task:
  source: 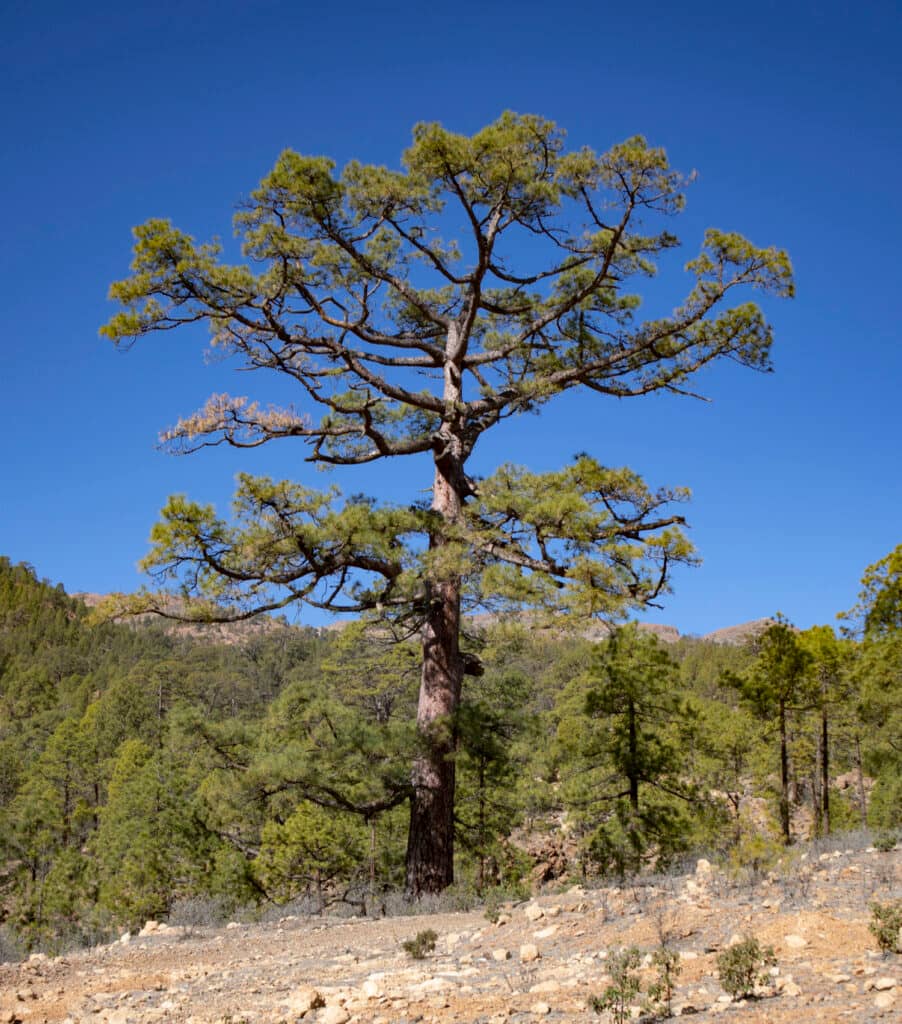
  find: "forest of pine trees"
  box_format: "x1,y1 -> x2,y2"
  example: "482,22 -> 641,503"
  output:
0,550 -> 898,954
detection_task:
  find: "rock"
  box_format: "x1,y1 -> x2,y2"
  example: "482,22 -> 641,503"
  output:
287,986 -> 325,1014
545,905 -> 561,918
784,934 -> 808,949
226,921 -> 242,930
874,992 -> 896,1011
360,979 -> 381,998
119,931 -> 131,945
829,973 -> 851,983
319,1008 -> 350,1024
530,981 -> 561,994
534,925 -> 558,939
695,858 -> 713,878
530,1001 -> 551,1014
525,904 -> 545,922
495,913 -> 511,927
520,943 -> 541,962
673,1003 -> 699,1016
680,951 -> 699,961
492,948 -> 512,961
140,920 -> 160,936
874,977 -> 897,991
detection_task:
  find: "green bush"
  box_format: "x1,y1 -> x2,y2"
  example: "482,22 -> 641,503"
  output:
646,946 -> 682,1018
589,946 -> 643,1023
869,901 -> 902,956
873,830 -> 898,853
402,928 -> 438,959
716,936 -> 776,999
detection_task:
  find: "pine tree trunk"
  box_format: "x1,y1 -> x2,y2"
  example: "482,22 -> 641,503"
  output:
779,699 -> 791,844
627,698 -> 640,812
821,704 -> 830,835
853,732 -> 868,828
405,447 -> 464,896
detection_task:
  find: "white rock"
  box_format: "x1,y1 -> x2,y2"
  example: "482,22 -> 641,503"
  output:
225,921 -> 242,930
119,931 -> 131,945
411,977 -> 453,993
680,951 -> 699,961
530,980 -> 561,994
695,858 -> 713,877
525,904 -> 545,922
875,992 -> 896,1010
520,943 -> 541,962
545,905 -> 561,918
530,1001 -> 551,1015
360,979 -> 381,998
784,934 -> 807,949
319,1008 -> 350,1024
534,926 -> 558,940
874,977 -> 897,990
492,948 -> 511,961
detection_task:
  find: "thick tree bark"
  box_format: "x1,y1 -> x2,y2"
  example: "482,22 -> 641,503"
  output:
405,382 -> 466,894
405,572 -> 462,895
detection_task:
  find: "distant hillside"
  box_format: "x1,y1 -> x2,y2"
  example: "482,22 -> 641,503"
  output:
74,592 -> 775,648
73,591 -> 299,645
700,617 -> 777,645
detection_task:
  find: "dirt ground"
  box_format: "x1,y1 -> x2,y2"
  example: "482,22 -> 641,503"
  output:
0,844 -> 898,1024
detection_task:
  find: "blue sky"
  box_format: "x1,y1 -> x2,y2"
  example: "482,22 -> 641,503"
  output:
2,0 -> 899,635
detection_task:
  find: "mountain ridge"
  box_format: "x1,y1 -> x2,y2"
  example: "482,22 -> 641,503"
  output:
72,591 -> 775,647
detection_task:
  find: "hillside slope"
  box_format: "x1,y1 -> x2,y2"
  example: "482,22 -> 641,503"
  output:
1,842 -> 897,1023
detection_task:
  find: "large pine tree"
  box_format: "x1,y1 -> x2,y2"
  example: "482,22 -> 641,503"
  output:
102,113 -> 793,894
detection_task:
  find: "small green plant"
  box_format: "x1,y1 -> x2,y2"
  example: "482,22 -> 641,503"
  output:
645,946 -> 682,1018
716,936 -> 776,999
589,946 -> 642,1023
873,830 -> 898,853
483,889 -> 504,923
402,928 -> 438,959
726,828 -> 784,884
869,901 -> 902,956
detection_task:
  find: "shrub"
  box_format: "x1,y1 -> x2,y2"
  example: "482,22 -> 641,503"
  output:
402,928 -> 438,959
873,830 -> 898,853
716,936 -> 776,999
646,946 -> 682,1018
869,901 -> 902,956
588,946 -> 643,1023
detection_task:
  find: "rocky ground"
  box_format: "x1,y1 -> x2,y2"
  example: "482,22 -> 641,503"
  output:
1,843 -> 898,1024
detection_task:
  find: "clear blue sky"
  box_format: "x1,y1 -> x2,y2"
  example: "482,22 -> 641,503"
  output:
2,0 -> 899,635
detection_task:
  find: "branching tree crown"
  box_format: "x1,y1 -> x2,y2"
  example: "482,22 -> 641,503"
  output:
101,113 -> 793,893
